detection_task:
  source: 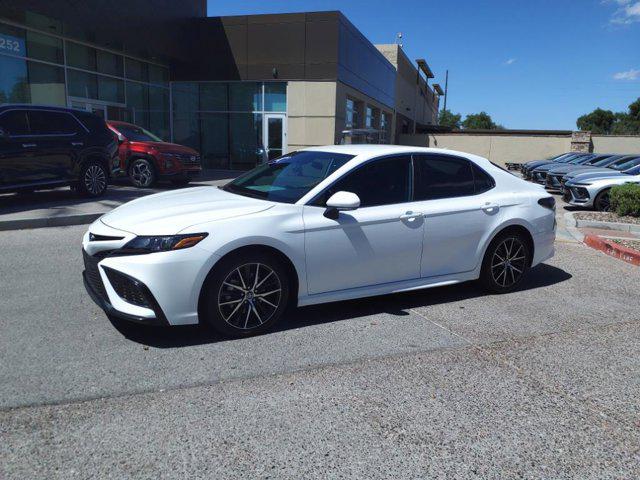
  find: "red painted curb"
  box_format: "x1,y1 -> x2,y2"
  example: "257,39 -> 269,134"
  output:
584,235 -> 640,266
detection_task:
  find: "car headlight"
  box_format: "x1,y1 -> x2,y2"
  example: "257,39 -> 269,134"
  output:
123,233 -> 208,253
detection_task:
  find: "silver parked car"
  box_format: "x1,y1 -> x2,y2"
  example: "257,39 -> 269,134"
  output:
564,163 -> 640,211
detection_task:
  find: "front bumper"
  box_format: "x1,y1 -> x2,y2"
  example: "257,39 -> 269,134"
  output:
532,171 -> 547,184
565,184 -> 594,207
545,174 -> 563,190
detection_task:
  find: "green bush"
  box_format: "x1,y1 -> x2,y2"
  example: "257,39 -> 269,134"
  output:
610,183 -> 640,217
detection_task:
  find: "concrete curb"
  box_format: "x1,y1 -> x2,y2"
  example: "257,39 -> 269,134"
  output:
584,234 -> 640,266
562,212 -> 584,243
0,213 -> 102,231
575,218 -> 640,233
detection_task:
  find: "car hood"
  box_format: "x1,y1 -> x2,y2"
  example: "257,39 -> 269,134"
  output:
100,186 -> 274,235
527,160 -> 555,169
569,171 -> 626,183
548,164 -> 595,175
129,141 -> 199,155
565,167 -> 615,179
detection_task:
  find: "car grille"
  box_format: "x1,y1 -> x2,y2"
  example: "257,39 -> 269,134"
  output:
83,249 -> 108,302
104,267 -> 151,308
546,174 -> 562,187
534,171 -> 547,182
179,154 -> 201,165
571,187 -> 590,200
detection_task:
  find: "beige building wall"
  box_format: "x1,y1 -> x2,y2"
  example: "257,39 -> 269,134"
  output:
287,81 -> 338,151
592,135 -> 640,154
399,132 -> 640,167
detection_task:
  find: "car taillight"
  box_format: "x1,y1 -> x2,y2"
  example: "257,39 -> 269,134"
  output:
538,197 -> 556,210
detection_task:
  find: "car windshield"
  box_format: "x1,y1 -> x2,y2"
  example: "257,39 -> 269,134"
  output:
591,156 -> 618,167
615,157 -> 640,171
113,124 -> 163,142
222,151 -> 354,204
623,163 -> 640,175
569,154 -> 594,164
558,154 -> 580,163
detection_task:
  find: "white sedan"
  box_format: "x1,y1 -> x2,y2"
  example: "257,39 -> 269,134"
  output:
82,145 -> 556,337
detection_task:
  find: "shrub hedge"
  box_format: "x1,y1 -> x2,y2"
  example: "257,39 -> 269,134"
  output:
610,183 -> 640,217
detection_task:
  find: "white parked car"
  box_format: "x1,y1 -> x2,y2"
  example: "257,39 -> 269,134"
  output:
82,146 -> 556,337
564,165 -> 640,211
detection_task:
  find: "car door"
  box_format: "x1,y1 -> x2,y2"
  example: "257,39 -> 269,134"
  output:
26,110 -> 83,182
0,109 -> 32,187
302,155 -> 425,295
413,154 -> 501,278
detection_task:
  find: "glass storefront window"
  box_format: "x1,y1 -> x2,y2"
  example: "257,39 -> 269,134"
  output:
0,55 -> 29,103
172,83 -> 198,113
68,69 -> 97,99
28,61 -> 65,105
97,50 -> 123,77
26,31 -> 63,63
126,58 -> 148,82
230,113 -> 263,170
149,85 -> 169,140
264,83 -> 286,112
66,41 -> 96,71
200,113 -> 230,169
0,23 -> 26,57
229,83 -> 262,111
346,98 -> 356,128
126,81 -> 150,129
148,64 -> 168,86
97,75 -> 124,103
200,83 -> 227,111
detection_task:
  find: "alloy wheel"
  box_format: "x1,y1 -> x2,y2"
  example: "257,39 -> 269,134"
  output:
131,161 -> 153,187
84,165 -> 106,195
491,237 -> 527,288
596,191 -> 611,212
217,263 -> 282,330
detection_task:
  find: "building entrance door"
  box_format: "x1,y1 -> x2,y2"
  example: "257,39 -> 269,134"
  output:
263,113 -> 286,160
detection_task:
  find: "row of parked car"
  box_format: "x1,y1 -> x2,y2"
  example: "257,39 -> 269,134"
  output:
0,104 -> 202,197
521,152 -> 640,211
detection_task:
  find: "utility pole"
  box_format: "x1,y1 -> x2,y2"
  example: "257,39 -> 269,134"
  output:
443,70 -> 449,112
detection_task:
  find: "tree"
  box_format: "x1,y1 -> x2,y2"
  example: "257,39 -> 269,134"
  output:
462,111 -> 498,130
576,108 -> 615,134
611,112 -> 640,135
438,109 -> 461,129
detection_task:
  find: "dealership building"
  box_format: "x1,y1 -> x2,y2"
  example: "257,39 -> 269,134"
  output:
0,1 -> 441,170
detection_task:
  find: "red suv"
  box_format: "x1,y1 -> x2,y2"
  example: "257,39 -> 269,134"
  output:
107,121 -> 201,188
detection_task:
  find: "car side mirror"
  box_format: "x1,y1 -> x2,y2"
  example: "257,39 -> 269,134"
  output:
116,133 -> 125,144
324,191 -> 360,219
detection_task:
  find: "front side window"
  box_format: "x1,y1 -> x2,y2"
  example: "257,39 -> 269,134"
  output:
0,110 -> 29,135
314,156 -> 411,208
223,151 -> 354,204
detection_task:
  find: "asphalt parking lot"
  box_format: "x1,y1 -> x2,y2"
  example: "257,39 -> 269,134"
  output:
1,216 -> 639,478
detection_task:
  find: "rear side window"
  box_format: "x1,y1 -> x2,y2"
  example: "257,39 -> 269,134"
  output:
413,154 -> 475,200
0,110 -> 30,136
27,111 -> 82,135
74,111 -> 108,133
413,154 -> 495,200
315,155 -> 411,207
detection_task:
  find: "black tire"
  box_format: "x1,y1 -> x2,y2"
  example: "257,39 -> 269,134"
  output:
128,158 -> 157,188
594,189 -> 611,212
77,160 -> 108,197
479,232 -> 530,294
201,251 -> 290,338
171,178 -> 190,187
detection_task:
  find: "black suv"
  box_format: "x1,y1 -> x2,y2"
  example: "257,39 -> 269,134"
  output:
0,105 -> 118,197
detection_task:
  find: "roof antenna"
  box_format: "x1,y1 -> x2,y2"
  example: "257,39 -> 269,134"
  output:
395,32 -> 403,48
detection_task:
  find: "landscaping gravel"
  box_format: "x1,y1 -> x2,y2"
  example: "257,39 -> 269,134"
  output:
612,238 -> 640,251
573,211 -> 640,225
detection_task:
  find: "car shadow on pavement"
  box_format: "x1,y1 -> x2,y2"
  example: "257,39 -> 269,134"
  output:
110,262 -> 572,349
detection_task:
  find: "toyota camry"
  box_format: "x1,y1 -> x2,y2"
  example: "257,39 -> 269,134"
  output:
82,146 -> 556,338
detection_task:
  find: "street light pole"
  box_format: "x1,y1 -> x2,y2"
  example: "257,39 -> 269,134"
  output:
443,69 -> 449,112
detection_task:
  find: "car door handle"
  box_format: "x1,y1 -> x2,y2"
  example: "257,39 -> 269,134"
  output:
482,203 -> 500,214
400,211 -> 423,220
71,142 -> 84,146
22,143 -> 37,148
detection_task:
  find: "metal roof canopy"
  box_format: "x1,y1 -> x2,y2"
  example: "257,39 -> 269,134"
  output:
416,59 -> 434,79
433,83 -> 444,95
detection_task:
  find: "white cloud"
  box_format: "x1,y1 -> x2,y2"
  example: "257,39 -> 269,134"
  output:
609,0 -> 640,24
613,68 -> 640,80
503,58 -> 517,66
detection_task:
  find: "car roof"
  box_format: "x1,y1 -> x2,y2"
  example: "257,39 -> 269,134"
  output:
303,144 -> 481,159
0,103 -> 78,113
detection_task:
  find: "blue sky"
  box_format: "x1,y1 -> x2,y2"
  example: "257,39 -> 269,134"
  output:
208,0 -> 640,130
